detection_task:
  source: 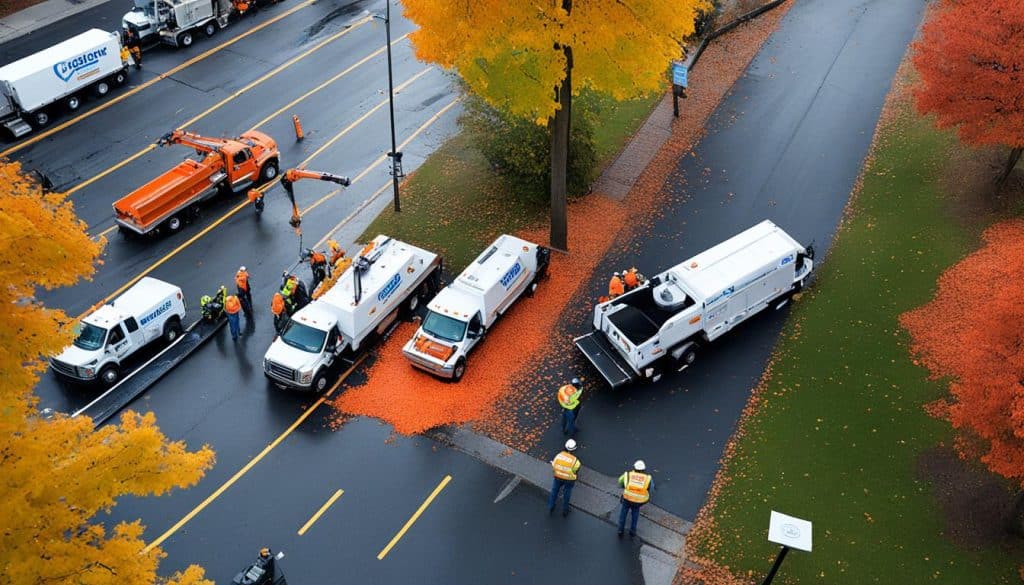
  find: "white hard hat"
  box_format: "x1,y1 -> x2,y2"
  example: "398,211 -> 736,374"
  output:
571,377 -> 581,386
633,460 -> 646,471
565,439 -> 577,452
613,271 -> 620,276
239,266 -> 246,271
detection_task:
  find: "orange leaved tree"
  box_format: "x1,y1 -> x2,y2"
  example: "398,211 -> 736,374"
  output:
402,0 -> 710,250
901,219 -> 1024,535
912,0 -> 1024,183
0,162 -> 215,584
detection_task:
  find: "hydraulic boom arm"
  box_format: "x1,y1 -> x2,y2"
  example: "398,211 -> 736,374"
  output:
157,130 -> 234,155
280,168 -> 352,230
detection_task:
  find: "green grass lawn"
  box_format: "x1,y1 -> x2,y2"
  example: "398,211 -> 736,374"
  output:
362,91 -> 659,272
690,99 -> 1022,581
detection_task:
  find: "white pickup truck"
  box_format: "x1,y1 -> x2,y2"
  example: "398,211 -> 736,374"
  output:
50,277 -> 187,386
575,220 -> 814,388
402,234 -> 550,381
263,235 -> 442,392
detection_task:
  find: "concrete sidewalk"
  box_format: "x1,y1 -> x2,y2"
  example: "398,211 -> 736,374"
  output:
0,0 -> 112,45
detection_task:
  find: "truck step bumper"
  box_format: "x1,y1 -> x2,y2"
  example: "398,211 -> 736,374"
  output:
574,332 -> 636,389
3,118 -> 32,138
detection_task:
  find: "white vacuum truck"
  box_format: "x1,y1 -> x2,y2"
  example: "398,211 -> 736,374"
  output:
123,0 -> 250,49
575,220 -> 814,388
0,29 -> 129,137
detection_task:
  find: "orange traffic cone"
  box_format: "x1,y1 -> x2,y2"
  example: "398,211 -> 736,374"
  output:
292,115 -> 304,142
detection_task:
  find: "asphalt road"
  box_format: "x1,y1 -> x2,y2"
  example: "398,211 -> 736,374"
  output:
5,0 -> 924,581
525,0 -> 925,521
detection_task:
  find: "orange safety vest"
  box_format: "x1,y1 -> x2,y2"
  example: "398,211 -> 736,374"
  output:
622,471 -> 651,504
608,275 -> 625,297
624,269 -> 639,289
552,451 -> 580,481
557,384 -> 581,410
235,270 -> 250,292
271,293 -> 285,315
225,295 -> 242,315
311,251 -> 326,265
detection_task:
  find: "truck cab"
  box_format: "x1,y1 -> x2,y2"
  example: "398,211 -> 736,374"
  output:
402,235 -> 549,381
50,277 -> 186,386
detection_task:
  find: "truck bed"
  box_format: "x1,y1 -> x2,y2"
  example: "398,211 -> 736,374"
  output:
114,158 -> 223,232
574,331 -> 636,389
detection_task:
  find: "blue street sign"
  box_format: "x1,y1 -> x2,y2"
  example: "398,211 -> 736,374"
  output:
672,61 -> 688,88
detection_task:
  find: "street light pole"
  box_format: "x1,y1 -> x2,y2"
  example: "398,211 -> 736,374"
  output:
382,0 -> 401,212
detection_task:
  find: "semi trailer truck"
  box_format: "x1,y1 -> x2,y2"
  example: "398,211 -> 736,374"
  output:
123,0 -> 253,49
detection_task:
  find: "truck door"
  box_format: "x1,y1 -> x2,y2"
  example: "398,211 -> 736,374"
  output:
324,326 -> 340,365
123,317 -> 145,346
231,148 -> 257,183
466,312 -> 484,351
106,323 -> 131,360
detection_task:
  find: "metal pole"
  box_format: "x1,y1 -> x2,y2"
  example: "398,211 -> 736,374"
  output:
760,546 -> 790,585
384,0 -> 401,212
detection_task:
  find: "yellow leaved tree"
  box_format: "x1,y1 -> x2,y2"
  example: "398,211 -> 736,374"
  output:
403,0 -> 710,249
0,162 -> 215,585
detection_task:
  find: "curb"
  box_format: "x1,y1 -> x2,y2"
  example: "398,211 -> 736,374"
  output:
0,0 -> 114,46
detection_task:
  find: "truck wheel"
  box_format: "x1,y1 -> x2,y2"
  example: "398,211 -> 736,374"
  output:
66,94 -> 81,111
675,343 -> 698,370
33,110 -> 50,127
259,160 -> 279,183
163,318 -> 183,343
312,371 -> 329,393
203,21 -> 218,37
527,277 -> 540,297
114,71 -> 127,85
451,358 -> 467,382
166,216 -> 182,232
772,293 -> 792,310
178,31 -> 195,47
94,81 -> 111,97
99,365 -> 120,386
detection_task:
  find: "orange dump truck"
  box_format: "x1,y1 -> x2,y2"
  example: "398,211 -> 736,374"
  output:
113,129 -> 279,235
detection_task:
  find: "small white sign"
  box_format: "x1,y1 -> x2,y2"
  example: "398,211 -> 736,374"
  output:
768,510 -> 812,552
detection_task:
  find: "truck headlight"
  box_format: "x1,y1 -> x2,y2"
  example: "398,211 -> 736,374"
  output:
79,366 -> 95,377
300,370 -> 313,383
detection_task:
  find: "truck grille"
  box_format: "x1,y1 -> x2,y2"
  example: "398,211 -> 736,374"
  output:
50,359 -> 77,377
267,361 -> 297,381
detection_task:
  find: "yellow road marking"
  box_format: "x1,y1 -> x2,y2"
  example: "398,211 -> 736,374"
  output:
377,475 -> 452,560
71,17 -> 375,198
297,489 -> 344,536
0,0 -> 320,159
76,68 -> 435,320
142,357 -> 365,553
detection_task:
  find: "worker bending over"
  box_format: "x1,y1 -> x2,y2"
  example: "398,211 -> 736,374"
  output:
608,271 -> 625,299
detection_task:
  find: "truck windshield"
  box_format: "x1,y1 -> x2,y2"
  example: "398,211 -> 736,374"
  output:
421,311 -> 467,343
280,321 -> 327,353
73,323 -> 107,351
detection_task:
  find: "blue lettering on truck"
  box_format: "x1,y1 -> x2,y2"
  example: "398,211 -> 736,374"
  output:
53,47 -> 108,82
500,262 -> 522,289
139,300 -> 172,326
378,273 -> 402,302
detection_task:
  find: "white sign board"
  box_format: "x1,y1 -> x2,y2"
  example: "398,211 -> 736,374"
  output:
768,510 -> 812,552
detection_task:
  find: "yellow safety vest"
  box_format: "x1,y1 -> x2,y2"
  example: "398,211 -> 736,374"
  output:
552,451 -> 580,481
621,471 -> 651,504
557,384 -> 581,410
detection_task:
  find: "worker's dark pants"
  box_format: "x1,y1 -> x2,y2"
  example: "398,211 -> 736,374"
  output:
561,407 -> 578,435
227,312 -> 241,340
238,288 -> 253,318
311,266 -> 326,291
618,499 -> 643,535
548,478 -> 575,514
273,313 -> 289,335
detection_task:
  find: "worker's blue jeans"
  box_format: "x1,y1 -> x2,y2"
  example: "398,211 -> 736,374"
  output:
548,478 -> 575,514
618,499 -> 643,535
227,312 -> 240,340
561,407 -> 578,435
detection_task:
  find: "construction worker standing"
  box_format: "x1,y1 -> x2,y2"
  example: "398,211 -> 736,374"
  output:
309,249 -> 328,291
125,29 -> 141,69
328,240 -> 345,266
608,272 -> 625,299
235,266 -> 253,319
271,293 -> 288,335
617,460 -> 653,538
557,378 -> 582,436
548,439 -> 581,517
225,294 -> 242,341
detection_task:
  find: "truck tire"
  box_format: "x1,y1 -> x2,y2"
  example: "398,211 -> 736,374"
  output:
65,94 -> 81,111
178,31 -> 195,47
451,358 -> 467,382
312,370 -> 329,393
114,70 -> 127,85
166,216 -> 182,232
94,81 -> 111,97
259,159 -> 279,184
32,110 -> 50,127
772,292 -> 793,310
163,318 -> 183,343
203,21 -> 218,37
527,276 -> 540,297
672,341 -> 699,371
99,364 -> 120,386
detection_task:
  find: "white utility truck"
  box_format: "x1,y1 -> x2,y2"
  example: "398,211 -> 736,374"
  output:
50,277 -> 187,386
575,220 -> 814,388
123,0 -> 244,49
402,234 -> 550,382
263,235 -> 442,392
0,29 -> 129,137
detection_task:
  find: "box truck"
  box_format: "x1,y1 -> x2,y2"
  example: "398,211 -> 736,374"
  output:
263,235 -> 442,392
575,220 -> 814,388
0,29 -> 129,137
402,234 -> 550,381
123,0 -> 250,49
50,277 -> 187,386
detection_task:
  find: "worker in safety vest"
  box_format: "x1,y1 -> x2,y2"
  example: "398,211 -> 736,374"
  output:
271,293 -> 288,335
623,267 -> 642,291
608,272 -> 625,299
225,294 -> 242,341
557,378 -> 583,436
308,249 -> 328,291
548,439 -> 581,517
617,460 -> 653,538
235,266 -> 253,319
328,240 -> 345,266
124,29 -> 141,69
280,273 -> 297,314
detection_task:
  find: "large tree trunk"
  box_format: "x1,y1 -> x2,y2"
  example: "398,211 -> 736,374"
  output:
997,146 -> 1022,184
549,0 -> 572,252
1008,488 -> 1024,537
